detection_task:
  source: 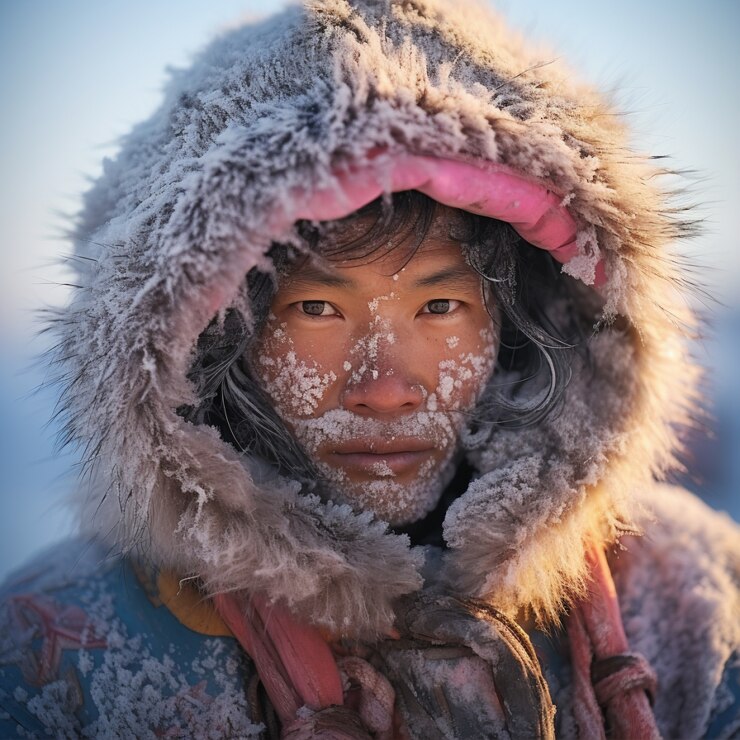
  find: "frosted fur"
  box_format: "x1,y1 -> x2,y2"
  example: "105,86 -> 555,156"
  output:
601,486 -> 739,738
49,0 -> 712,656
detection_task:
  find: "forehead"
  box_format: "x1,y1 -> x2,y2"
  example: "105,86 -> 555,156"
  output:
327,199 -> 466,243
285,201 -> 475,284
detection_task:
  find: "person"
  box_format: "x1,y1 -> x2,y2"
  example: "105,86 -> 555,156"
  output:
1,0 -> 738,737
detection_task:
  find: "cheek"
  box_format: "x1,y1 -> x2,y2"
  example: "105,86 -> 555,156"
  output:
252,322 -> 340,418
430,324 -> 497,411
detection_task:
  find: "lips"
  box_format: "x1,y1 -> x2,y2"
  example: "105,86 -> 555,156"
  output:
326,438 -> 435,476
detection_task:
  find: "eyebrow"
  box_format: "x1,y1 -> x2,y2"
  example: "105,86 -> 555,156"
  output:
283,263 -> 479,291
413,265 -> 479,289
285,266 -> 357,290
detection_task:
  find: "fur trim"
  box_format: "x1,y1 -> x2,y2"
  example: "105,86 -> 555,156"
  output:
50,0 -> 701,636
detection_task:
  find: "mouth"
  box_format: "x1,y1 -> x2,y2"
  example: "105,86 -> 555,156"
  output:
326,438 -> 435,476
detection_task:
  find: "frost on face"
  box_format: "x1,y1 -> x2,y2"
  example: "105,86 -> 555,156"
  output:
289,409 -> 462,525
257,323 -> 337,417
367,291 -> 397,313
259,351 -> 337,417
253,287 -> 497,525
370,460 -> 395,477
437,328 -> 496,409
437,351 -> 494,407
321,321 -> 492,522
344,312 -> 397,386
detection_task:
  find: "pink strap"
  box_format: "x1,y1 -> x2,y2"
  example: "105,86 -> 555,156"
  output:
216,547 -> 652,738
214,593 -> 398,738
213,592 -> 344,726
568,544 -> 660,739
268,152 -> 605,286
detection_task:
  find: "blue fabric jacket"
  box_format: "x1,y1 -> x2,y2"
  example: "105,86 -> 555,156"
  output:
2,535 -> 739,738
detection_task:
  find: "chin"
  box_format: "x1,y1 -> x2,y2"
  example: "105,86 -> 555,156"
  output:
318,451 -> 461,526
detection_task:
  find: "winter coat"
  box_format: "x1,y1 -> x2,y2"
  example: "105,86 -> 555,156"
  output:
1,0 -> 739,737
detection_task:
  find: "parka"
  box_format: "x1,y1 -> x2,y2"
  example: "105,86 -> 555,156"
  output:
1,0 -> 739,737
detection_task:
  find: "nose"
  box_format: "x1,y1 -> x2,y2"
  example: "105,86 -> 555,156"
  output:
341,368 -> 426,416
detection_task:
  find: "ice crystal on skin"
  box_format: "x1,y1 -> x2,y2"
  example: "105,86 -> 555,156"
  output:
271,321 -> 286,341
288,405 -> 464,524
258,351 -> 338,417
437,343 -> 495,408
315,449 -> 459,525
256,309 -> 401,413
370,460 -> 396,477
274,322 -> 495,524
288,407 -> 459,453
437,354 -> 485,406
345,314 -> 398,385
253,284 -> 496,523
367,291 -> 397,313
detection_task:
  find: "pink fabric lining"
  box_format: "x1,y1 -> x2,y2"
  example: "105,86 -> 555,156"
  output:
268,153 -> 605,286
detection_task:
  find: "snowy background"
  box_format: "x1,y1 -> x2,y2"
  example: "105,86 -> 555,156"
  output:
1,0 -> 738,580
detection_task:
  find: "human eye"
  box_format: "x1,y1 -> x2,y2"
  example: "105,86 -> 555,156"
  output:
420,299 -> 462,315
296,300 -> 339,317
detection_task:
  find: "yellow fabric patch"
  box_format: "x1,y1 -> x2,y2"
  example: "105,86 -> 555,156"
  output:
133,561 -> 232,637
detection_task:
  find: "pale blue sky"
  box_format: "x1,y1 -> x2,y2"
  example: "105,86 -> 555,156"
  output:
1,1 -> 738,577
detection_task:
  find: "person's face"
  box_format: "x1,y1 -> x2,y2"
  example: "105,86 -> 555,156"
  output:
252,205 -> 498,525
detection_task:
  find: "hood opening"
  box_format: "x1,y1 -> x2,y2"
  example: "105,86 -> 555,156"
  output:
179,186 -> 598,512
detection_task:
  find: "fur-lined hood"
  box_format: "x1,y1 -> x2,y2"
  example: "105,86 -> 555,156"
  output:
52,0 -> 698,638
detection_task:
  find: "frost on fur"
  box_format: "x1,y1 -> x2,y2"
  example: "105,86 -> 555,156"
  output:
52,0 -> 702,641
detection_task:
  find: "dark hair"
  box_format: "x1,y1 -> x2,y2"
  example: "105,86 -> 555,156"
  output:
181,191 -> 590,482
